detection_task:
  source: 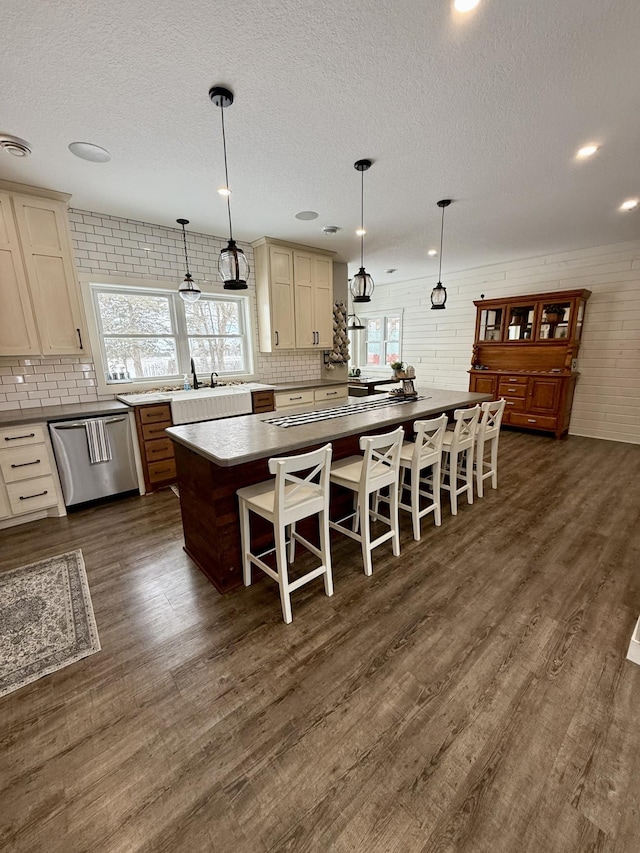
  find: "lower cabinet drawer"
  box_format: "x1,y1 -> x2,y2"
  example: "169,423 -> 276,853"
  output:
144,437 -> 174,464
139,404 -> 172,425
500,375 -> 528,385
509,412 -> 558,431
0,424 -> 47,448
275,390 -> 315,409
0,445 -> 52,483
7,476 -> 58,515
148,458 -> 177,483
498,382 -> 527,398
503,397 -> 526,412
252,391 -> 275,413
314,386 -> 348,403
142,421 -> 171,441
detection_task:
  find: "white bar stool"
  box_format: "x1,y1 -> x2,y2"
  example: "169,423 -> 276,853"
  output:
475,398 -> 506,497
329,426 -> 404,577
237,443 -> 333,624
399,414 -> 448,540
440,405 -> 480,516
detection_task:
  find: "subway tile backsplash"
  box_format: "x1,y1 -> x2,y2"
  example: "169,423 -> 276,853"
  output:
1,209 -> 323,410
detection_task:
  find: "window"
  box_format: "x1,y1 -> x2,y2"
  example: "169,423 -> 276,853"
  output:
350,312 -> 402,370
91,284 -> 252,384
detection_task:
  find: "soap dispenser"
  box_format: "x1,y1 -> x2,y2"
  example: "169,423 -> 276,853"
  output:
183,374 -> 191,391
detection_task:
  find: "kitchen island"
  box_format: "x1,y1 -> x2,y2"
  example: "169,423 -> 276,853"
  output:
167,388 -> 491,593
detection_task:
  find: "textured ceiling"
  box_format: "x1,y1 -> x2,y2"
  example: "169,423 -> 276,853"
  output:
1,0 -> 639,283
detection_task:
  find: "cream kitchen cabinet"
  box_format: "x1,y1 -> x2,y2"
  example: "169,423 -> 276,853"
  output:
0,422 -> 66,528
0,180 -> 88,357
274,384 -> 348,410
252,237 -> 334,353
293,251 -> 333,348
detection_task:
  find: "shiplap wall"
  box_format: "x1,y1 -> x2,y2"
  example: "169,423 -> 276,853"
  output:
369,239 -> 640,444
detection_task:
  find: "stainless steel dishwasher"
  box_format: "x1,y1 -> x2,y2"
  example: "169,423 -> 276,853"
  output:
49,414 -> 139,507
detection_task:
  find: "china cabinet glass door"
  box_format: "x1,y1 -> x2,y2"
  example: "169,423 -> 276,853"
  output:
507,304 -> 535,341
538,300 -> 572,340
478,308 -> 503,342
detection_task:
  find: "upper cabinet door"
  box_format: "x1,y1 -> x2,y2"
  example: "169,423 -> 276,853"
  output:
536,299 -> 573,341
0,192 -> 40,356
313,256 -> 333,348
294,251 -> 315,348
269,245 -> 296,349
11,194 -> 87,356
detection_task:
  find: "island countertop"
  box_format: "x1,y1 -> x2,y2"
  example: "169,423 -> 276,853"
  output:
166,387 -> 490,467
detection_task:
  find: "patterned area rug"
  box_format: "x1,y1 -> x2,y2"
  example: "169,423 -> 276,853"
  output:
0,550 -> 100,698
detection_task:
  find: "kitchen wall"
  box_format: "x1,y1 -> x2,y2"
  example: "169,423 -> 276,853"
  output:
0,211 -> 326,411
369,238 -> 640,444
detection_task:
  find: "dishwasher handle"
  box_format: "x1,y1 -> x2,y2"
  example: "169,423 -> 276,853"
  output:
52,416 -> 127,429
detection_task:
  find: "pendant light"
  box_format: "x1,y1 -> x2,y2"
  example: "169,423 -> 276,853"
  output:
347,281 -> 365,330
177,218 -> 201,303
350,159 -> 374,303
209,86 -> 249,290
431,199 -> 452,309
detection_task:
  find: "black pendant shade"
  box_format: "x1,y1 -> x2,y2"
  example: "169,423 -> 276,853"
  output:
350,159 -> 374,304
209,86 -> 249,290
177,218 -> 202,303
431,199 -> 451,310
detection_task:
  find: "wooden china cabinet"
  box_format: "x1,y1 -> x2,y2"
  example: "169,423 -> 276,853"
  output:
469,288 -> 591,438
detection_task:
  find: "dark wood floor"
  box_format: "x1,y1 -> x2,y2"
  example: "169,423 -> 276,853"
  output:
1,429 -> 640,852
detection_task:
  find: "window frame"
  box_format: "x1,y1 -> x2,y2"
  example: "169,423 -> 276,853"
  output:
80,275 -> 256,395
349,310 -> 403,372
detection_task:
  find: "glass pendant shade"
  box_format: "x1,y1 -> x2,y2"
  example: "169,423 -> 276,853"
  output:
348,313 -> 365,331
430,281 -> 447,309
351,267 -> 374,303
177,218 -> 201,302
219,239 -> 249,290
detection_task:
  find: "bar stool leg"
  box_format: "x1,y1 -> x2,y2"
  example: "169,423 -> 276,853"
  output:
359,490 -> 373,577
450,451 -> 459,516
410,469 -> 420,541
434,460 -> 442,526
288,523 -> 296,562
319,510 -> 334,596
239,499 -> 252,586
390,479 -> 401,556
490,437 -> 499,489
465,447 -> 474,505
274,524 -> 292,624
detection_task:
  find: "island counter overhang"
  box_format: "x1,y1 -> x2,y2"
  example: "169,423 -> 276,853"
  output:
167,388 -> 491,593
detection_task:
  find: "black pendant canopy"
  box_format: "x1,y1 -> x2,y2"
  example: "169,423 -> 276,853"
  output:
350,159 -> 375,304
177,218 -> 201,303
431,199 -> 452,310
209,85 -> 249,290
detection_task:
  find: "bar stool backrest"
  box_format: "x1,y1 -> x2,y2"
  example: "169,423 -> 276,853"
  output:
358,426 -> 404,491
268,443 -> 332,522
412,414 -> 448,470
478,398 -> 506,440
449,405 -> 481,455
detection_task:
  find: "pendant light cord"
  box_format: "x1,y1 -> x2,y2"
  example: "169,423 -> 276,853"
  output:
360,168 -> 365,268
438,203 -> 445,283
220,103 -> 233,241
181,222 -> 191,276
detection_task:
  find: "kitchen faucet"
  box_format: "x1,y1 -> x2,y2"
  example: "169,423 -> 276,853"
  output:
210,372 -> 218,388
190,357 -> 199,390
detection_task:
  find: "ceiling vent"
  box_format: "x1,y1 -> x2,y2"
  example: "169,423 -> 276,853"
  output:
0,134 -> 32,157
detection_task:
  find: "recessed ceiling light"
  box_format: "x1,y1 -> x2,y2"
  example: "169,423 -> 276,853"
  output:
217,186 -> 231,196
620,199 -> 638,211
428,249 -> 438,257
68,142 -> 111,163
0,134 -> 32,157
454,0 -> 481,12
295,210 -> 319,220
576,143 -> 599,159
356,228 -> 366,237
